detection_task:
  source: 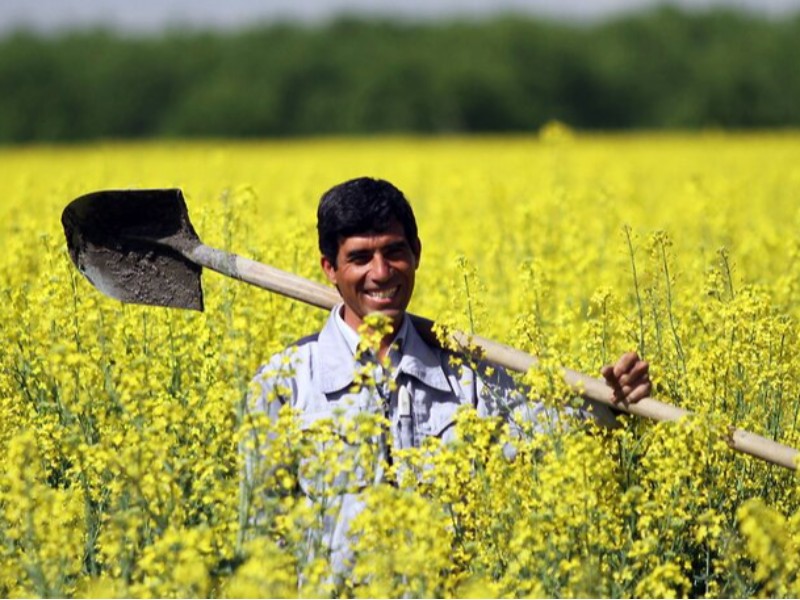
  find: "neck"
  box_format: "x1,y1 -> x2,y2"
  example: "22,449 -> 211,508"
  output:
371,320 -> 401,361
376,334 -> 395,361
340,306 -> 402,360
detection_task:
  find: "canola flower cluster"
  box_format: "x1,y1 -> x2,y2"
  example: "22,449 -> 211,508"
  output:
1,129 -> 800,597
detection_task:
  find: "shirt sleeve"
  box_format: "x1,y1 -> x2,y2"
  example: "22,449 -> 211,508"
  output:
248,351 -> 300,420
240,350 -> 299,526
473,360 -> 592,440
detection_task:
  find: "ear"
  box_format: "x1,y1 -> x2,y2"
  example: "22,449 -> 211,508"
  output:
321,255 -> 337,285
412,237 -> 422,269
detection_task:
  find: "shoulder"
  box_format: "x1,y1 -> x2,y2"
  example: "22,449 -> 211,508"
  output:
463,355 -> 525,416
432,347 -> 511,398
435,346 -> 516,387
289,332 -> 320,349
253,332 -> 320,382
473,358 -> 518,390
249,331 -> 322,410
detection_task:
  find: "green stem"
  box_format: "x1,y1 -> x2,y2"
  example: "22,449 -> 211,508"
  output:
624,225 -> 646,356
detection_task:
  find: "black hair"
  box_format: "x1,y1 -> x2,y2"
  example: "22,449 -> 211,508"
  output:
317,177 -> 419,267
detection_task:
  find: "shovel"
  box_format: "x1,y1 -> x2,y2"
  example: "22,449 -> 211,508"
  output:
61,188 -> 798,471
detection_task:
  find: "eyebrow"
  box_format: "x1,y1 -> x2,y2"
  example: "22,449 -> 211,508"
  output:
345,240 -> 409,261
383,240 -> 409,253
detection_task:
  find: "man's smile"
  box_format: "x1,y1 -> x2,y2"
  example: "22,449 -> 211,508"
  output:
364,286 -> 400,300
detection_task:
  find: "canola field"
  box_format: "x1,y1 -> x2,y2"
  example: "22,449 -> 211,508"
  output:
2,130 -> 800,598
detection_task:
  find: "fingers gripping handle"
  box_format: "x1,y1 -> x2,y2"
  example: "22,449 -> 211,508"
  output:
451,332 -> 798,471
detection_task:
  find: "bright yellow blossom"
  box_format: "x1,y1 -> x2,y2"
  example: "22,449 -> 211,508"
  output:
1,133 -> 800,597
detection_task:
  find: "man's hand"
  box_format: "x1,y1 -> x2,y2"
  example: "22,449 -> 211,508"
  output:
601,352 -> 651,405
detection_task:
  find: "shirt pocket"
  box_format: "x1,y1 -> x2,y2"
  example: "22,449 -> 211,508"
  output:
417,394 -> 465,444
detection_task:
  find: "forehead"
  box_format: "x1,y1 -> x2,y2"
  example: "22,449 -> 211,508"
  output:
337,220 -> 408,252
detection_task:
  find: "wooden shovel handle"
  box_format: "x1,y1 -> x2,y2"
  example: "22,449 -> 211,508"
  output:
191,243 -> 799,471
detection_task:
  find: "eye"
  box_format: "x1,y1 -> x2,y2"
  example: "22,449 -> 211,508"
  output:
347,251 -> 372,265
384,243 -> 409,259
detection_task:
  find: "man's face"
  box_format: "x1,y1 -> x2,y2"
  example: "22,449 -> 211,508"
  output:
321,220 -> 421,332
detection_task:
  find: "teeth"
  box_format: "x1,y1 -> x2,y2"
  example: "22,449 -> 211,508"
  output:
366,287 -> 398,299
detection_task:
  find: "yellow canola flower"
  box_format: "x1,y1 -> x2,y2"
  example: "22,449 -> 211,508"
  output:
0,431 -> 85,597
736,498 -> 800,598
1,134 -> 800,598
348,485 -> 455,598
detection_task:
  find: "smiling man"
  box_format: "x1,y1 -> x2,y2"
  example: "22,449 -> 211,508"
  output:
251,174 -> 650,451
318,179 -> 422,360
247,176 -> 650,572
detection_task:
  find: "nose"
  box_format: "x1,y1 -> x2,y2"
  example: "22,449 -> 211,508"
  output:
371,253 -> 391,281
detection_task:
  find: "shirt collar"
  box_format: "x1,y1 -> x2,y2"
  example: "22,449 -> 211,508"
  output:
318,304 -> 451,394
395,317 -> 451,392
333,303 -> 360,355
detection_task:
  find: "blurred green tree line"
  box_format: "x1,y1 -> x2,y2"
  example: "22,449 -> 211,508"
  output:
1,7 -> 799,141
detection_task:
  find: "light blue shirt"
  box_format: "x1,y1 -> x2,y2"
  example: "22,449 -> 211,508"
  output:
244,304 -> 569,575
249,304 -> 549,449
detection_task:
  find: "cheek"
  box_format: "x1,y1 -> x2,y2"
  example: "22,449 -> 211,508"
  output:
339,270 -> 363,291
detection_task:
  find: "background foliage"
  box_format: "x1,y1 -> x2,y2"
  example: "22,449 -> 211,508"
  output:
1,132 -> 800,597
2,8 -> 800,142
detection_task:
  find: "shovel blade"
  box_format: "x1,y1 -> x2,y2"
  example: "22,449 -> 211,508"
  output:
62,188 -> 205,311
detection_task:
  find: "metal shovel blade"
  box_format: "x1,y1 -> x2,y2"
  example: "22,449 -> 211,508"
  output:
61,188 -> 205,311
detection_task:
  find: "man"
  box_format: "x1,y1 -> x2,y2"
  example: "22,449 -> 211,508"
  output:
247,176 -> 650,570
253,176 -> 649,424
